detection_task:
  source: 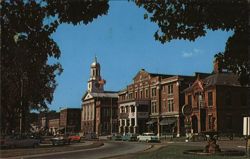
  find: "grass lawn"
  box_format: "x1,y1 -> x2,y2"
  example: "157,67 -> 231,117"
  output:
135,145 -> 248,159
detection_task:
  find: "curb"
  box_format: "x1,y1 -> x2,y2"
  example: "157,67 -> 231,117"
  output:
1,142 -> 104,159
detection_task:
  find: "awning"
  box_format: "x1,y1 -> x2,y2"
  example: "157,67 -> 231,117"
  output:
146,119 -> 157,125
160,118 -> 176,126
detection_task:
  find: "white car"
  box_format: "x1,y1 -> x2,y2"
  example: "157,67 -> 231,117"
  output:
137,133 -> 159,142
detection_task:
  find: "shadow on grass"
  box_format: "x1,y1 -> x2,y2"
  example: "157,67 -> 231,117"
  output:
136,145 -> 248,159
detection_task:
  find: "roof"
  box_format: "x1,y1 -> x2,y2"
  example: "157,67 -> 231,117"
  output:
148,73 -> 173,78
87,91 -> 118,98
184,72 -> 242,92
203,72 -> 241,87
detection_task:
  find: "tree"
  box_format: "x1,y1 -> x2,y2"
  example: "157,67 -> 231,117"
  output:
135,0 -> 249,85
1,0 -> 109,134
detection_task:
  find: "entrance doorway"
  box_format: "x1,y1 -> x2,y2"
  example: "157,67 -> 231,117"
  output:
192,115 -> 198,133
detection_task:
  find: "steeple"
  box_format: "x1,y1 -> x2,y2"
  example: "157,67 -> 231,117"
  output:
88,56 -> 105,93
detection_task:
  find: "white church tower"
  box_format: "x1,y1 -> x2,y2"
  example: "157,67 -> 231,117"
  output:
87,56 -> 105,93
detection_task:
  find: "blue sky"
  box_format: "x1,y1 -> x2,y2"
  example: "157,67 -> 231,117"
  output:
49,1 -> 233,111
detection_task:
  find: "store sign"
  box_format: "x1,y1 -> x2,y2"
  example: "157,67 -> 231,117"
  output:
243,117 -> 250,136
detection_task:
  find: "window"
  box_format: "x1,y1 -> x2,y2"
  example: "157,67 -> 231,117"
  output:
208,115 -> 214,130
145,89 -> 149,98
135,91 -> 138,98
140,90 -> 143,98
152,88 -> 156,97
188,95 -> 192,106
168,99 -> 174,112
151,101 -> 157,113
196,92 -> 204,108
121,107 -> 125,113
131,105 -> 135,112
163,100 -> 167,111
129,93 -> 133,99
208,92 -> 213,106
168,84 -> 173,94
162,85 -> 166,92
125,106 -> 129,113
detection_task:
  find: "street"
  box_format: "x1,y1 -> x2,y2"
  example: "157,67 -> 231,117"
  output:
4,141 -> 150,159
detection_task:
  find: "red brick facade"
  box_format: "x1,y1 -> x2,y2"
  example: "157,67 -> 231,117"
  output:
184,73 -> 250,135
118,69 -> 196,136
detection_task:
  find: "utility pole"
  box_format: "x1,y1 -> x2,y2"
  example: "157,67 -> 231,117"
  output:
20,77 -> 23,135
19,72 -> 27,135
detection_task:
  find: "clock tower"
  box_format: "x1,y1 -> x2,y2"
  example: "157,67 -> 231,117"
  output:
87,56 -> 105,93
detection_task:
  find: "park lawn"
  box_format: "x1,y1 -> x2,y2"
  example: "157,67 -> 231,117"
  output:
135,144 -> 247,159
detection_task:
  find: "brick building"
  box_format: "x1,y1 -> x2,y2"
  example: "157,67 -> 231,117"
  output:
48,118 -> 59,135
183,60 -> 250,135
118,69 -> 197,136
60,108 -> 81,134
81,57 -> 118,136
38,111 -> 59,130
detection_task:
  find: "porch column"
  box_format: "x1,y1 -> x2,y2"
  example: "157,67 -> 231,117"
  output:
134,105 -> 138,133
124,119 -> 127,134
129,105 -> 132,133
176,117 -> 180,137
119,119 -> 122,133
157,117 -> 160,137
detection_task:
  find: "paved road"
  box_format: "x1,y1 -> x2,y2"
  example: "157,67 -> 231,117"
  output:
19,141 -> 150,159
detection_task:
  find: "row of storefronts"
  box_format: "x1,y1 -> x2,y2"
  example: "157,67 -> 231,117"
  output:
81,57 -> 250,137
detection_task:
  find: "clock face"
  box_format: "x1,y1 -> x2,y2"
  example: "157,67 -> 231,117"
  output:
182,105 -> 193,116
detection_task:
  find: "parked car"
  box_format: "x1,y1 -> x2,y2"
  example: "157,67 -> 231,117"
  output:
111,133 -> 122,141
68,133 -> 82,142
50,135 -> 71,146
1,135 -> 40,148
122,133 -> 137,141
137,133 -> 159,142
0,136 -> 15,149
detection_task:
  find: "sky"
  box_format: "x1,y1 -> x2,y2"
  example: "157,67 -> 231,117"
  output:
49,1 -> 233,111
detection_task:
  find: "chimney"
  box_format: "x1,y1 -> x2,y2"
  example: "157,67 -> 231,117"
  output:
213,58 -> 221,74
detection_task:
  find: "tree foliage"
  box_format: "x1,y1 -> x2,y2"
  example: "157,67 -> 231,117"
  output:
1,0 -> 109,134
135,0 -> 249,85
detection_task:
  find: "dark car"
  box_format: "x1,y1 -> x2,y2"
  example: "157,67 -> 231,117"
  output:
122,133 -> 137,141
1,135 -> 40,148
111,133 -> 122,141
